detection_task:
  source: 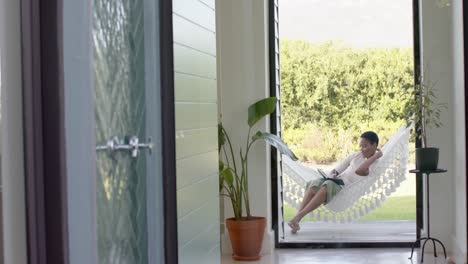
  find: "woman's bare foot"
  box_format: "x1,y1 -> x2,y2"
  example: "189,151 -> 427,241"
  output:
287,219 -> 300,234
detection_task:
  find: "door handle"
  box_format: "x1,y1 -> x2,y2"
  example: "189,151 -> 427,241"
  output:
96,136 -> 152,158
128,136 -> 153,158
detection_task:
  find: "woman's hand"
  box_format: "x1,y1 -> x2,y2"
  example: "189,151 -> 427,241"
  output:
373,148 -> 383,159
356,148 -> 383,176
328,169 -> 339,178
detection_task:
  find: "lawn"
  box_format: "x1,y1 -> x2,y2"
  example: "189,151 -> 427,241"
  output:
283,195 -> 416,222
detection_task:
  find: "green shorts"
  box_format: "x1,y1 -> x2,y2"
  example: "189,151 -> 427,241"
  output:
306,178 -> 343,204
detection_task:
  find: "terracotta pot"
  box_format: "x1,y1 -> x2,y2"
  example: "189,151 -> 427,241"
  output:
225,216 -> 266,261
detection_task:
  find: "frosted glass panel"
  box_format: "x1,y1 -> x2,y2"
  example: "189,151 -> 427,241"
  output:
93,0 -> 148,263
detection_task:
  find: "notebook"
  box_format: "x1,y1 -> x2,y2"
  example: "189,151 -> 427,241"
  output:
318,169 -> 345,186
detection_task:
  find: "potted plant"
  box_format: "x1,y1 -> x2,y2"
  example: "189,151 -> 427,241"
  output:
218,97 -> 297,261
404,75 -> 447,171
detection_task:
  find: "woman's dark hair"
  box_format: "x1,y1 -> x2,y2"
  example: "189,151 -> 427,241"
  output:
360,131 -> 379,146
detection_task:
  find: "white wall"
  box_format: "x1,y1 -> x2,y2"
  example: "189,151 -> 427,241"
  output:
449,1 -> 467,262
419,0 -> 466,261
217,0 -> 273,255
420,0 -> 454,251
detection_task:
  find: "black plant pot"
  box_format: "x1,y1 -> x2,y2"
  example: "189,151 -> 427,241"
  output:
415,147 -> 439,171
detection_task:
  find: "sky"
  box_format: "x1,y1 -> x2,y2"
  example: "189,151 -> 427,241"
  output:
279,0 -> 414,48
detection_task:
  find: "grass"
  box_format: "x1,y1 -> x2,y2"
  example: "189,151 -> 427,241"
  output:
283,195 -> 416,222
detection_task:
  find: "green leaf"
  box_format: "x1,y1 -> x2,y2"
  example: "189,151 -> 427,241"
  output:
253,131 -> 298,161
220,167 -> 234,187
219,160 -> 225,171
219,177 -> 224,192
219,161 -> 225,192
218,123 -> 226,151
248,97 -> 278,127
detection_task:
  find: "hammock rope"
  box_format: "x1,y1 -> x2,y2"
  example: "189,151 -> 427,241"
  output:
282,125 -> 411,223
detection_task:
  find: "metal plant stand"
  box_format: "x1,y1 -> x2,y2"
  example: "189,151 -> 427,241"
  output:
408,169 -> 447,262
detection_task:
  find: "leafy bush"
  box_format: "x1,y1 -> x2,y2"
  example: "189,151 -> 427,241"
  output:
283,124 -> 354,163
283,121 -> 404,163
280,40 -> 415,163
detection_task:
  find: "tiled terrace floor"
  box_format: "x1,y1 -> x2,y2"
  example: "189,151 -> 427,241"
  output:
282,220 -> 416,243
222,248 -> 453,264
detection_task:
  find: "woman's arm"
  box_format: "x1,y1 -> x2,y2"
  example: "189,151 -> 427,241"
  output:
333,152 -> 357,175
355,149 -> 383,176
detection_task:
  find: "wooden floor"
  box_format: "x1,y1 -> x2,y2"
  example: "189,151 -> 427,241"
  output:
282,220 -> 416,243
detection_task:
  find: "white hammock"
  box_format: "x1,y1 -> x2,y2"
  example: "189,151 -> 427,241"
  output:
282,125 -> 411,223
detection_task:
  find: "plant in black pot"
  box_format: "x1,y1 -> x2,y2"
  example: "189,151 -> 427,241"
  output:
404,75 -> 447,171
218,97 -> 297,261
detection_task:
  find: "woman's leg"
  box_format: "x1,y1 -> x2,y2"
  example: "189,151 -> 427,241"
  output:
288,187 -> 317,233
288,185 -> 328,233
299,186 -> 317,211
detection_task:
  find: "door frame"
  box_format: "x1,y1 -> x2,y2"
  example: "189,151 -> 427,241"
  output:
21,0 -> 68,263
269,0 -> 422,248
21,0 -> 178,263
159,0 -> 179,263
463,0 -> 468,257
1,0 -> 28,263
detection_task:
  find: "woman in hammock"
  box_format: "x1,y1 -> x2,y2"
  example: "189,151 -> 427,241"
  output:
288,131 -> 383,234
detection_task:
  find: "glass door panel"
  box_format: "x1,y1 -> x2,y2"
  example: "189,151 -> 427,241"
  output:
93,0 -> 149,263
